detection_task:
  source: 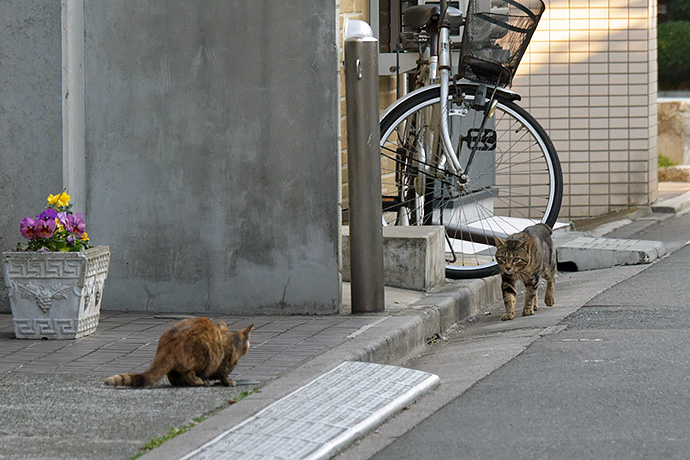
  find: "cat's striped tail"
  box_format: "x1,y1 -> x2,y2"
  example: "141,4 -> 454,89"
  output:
104,372 -> 150,387
104,353 -> 174,387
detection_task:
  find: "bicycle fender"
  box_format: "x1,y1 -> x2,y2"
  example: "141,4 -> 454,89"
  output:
380,82 -> 521,121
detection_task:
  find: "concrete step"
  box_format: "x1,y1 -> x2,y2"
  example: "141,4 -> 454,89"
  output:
554,232 -> 666,271
342,225 -> 445,292
651,190 -> 690,214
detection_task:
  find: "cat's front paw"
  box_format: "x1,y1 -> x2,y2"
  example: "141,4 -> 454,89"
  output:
545,294 -> 555,306
501,312 -> 515,321
522,308 -> 534,316
222,378 -> 237,387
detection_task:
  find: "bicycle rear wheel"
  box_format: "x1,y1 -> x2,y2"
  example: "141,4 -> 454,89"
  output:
379,84 -> 562,278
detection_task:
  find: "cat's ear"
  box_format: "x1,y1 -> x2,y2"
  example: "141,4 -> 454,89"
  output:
218,320 -> 228,332
494,235 -> 506,248
242,324 -> 254,335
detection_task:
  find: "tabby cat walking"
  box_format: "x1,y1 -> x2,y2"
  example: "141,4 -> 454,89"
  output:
495,223 -> 556,321
105,318 -> 253,388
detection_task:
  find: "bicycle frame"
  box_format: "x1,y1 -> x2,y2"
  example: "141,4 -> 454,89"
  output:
437,0 -> 465,179
433,0 -> 503,184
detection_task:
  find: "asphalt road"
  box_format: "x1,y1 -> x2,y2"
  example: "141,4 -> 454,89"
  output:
351,214 -> 690,460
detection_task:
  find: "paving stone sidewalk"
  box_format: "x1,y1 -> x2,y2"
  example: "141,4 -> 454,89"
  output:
0,312 -> 382,382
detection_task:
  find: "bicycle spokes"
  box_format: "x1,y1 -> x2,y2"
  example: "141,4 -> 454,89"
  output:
380,85 -> 561,277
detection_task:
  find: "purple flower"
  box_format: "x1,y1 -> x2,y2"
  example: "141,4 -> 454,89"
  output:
32,208 -> 58,239
57,212 -> 69,227
34,217 -> 56,239
74,213 -> 86,236
66,234 -> 76,247
36,208 -> 58,221
66,213 -> 86,237
20,217 -> 38,240
64,214 -> 76,233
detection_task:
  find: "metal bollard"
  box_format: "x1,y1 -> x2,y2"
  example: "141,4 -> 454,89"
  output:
344,21 -> 385,313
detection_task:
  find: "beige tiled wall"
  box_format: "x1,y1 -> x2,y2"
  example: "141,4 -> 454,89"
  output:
338,0 -> 658,220
512,0 -> 658,218
337,0 -> 397,212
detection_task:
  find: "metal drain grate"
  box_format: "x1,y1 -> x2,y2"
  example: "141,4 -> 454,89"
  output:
181,361 -> 440,460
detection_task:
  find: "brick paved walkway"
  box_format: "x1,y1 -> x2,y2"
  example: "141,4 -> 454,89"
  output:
0,312 -> 382,382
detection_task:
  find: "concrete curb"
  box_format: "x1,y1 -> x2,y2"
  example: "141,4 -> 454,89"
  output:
345,276 -> 500,365
409,276 -> 501,334
555,235 -> 667,271
140,275 -> 501,460
651,190 -> 690,214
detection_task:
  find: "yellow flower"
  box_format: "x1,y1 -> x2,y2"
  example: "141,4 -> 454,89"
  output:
80,232 -> 89,241
47,192 -> 71,207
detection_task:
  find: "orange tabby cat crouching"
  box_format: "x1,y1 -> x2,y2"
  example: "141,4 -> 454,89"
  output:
104,318 -> 253,388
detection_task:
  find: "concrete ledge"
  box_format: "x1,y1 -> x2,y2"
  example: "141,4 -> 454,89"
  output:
556,236 -> 666,271
651,190 -> 690,214
342,226 -> 445,291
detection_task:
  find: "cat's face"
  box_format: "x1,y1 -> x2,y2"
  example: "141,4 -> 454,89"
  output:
220,323 -> 254,357
239,324 -> 253,356
495,235 -> 531,274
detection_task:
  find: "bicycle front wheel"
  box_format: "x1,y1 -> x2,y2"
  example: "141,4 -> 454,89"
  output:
380,84 -> 562,279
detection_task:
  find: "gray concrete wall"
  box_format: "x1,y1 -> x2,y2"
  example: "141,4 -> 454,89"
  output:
0,1 -> 63,313
83,1 -> 340,314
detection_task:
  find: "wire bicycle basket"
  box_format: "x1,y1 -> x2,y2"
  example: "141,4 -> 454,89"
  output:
458,0 -> 545,87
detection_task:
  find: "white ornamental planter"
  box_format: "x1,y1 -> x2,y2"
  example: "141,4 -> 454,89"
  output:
3,246 -> 110,339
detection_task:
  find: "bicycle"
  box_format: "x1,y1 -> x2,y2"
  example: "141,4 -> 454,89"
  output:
376,0 -> 563,279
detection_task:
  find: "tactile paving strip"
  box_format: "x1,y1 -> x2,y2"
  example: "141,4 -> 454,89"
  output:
181,361 -> 440,460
